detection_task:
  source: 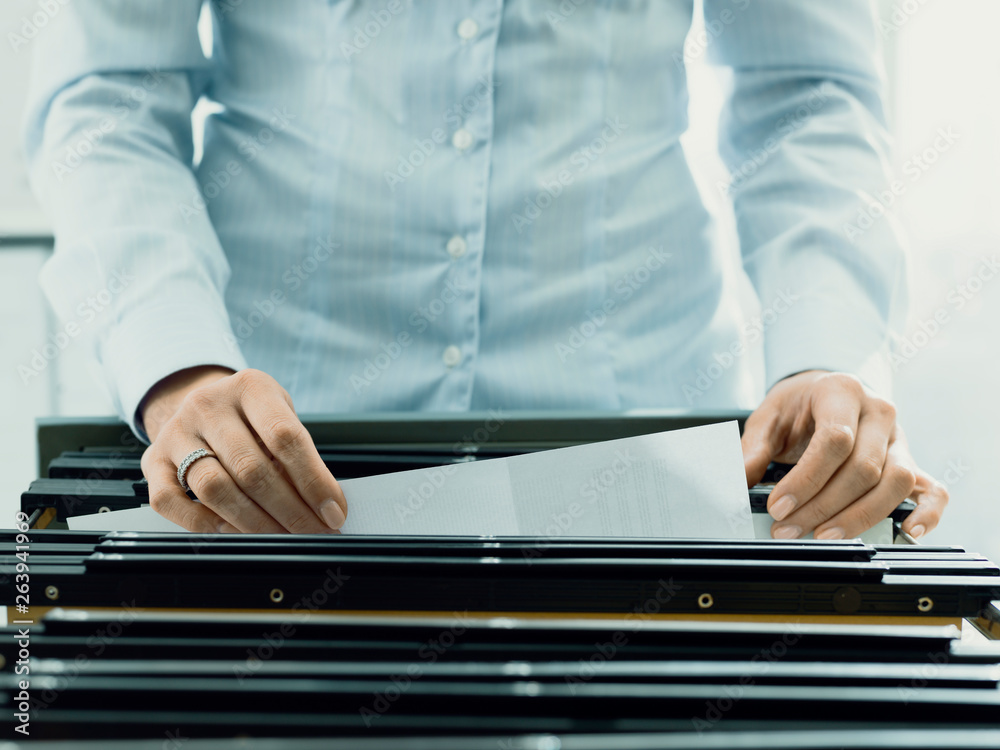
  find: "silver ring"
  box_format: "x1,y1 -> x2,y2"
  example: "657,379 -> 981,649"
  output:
177,448 -> 216,492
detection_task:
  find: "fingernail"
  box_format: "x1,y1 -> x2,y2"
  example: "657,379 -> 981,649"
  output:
769,495 -> 796,521
319,498 -> 346,530
909,524 -> 926,539
772,525 -> 801,539
217,522 -> 239,534
816,527 -> 845,541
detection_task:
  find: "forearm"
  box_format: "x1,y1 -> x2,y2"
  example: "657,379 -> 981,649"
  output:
706,0 -> 907,396
23,2 -> 248,439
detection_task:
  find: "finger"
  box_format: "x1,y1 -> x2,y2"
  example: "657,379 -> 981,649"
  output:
200,418 -> 336,534
176,449 -> 288,534
770,402 -> 895,535
767,379 -> 863,524
741,406 -> 784,488
239,387 -> 347,530
142,452 -> 238,534
901,469 -> 950,539
811,441 -> 917,540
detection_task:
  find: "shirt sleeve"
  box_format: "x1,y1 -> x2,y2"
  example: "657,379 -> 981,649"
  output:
22,1 -> 248,443
703,0 -> 908,397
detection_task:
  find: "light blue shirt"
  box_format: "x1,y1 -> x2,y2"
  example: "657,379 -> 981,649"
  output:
23,0 -> 906,442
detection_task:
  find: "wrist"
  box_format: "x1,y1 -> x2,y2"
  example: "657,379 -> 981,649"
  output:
139,365 -> 235,442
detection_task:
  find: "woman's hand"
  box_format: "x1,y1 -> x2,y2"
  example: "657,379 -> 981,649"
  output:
139,367 -> 347,534
742,370 -> 948,540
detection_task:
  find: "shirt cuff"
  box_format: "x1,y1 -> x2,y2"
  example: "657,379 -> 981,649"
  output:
99,298 -> 248,444
762,289 -> 894,399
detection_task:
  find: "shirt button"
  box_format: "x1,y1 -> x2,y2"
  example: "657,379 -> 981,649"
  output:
457,18 -> 479,41
452,128 -> 474,151
446,235 -> 467,259
442,345 -> 462,368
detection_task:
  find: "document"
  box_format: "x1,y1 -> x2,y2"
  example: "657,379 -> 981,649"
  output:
69,505 -> 185,533
69,421 -> 754,538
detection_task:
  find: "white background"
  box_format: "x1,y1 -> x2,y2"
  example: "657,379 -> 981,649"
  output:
1,0 -> 997,561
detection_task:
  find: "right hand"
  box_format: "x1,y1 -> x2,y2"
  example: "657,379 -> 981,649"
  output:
139,367 -> 347,534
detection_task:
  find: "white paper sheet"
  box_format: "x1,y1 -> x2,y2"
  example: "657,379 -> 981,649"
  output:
69,505 -> 187,532
69,421 -> 754,538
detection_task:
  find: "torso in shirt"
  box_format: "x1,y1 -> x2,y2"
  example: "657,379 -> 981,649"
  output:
196,0 -> 755,413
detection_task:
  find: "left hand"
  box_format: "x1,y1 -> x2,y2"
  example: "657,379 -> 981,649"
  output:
742,370 -> 949,540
